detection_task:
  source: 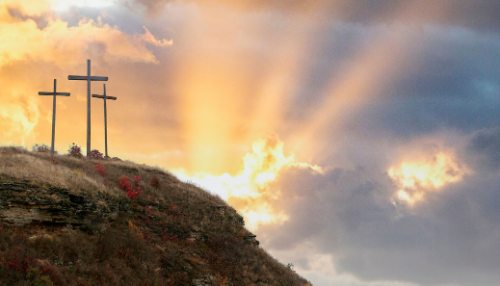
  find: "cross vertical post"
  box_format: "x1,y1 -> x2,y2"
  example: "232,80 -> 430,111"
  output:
92,84 -> 117,159
104,85 -> 107,158
87,60 -> 90,159
38,79 -> 71,157
68,59 -> 108,158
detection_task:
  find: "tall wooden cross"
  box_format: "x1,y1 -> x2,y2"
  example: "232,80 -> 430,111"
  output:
68,59 -> 108,158
92,84 -> 117,159
38,79 -> 71,157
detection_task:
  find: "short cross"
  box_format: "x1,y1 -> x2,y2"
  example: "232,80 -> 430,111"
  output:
68,59 -> 108,158
38,79 -> 71,157
92,84 -> 117,159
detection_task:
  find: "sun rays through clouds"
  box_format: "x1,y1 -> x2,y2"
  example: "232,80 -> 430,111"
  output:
174,134 -> 323,232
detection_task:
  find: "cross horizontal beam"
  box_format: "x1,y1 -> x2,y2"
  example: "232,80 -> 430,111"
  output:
92,94 -> 117,100
38,92 -> 70,96
68,75 -> 108,81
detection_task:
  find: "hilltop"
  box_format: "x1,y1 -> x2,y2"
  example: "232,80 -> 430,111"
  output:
0,146 -> 311,286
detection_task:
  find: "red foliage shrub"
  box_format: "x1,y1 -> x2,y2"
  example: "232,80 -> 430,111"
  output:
68,143 -> 83,157
133,175 -> 141,186
5,255 -> 35,274
118,176 -> 142,199
95,163 -> 107,176
118,177 -> 133,192
88,149 -> 104,159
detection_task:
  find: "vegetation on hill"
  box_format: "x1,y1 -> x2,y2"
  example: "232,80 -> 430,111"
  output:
0,145 -> 311,286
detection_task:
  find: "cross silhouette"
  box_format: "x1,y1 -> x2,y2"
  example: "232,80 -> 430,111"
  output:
38,79 -> 70,157
68,59 -> 108,158
92,84 -> 117,159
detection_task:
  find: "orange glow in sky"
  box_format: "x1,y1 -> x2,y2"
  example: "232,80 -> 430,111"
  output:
388,152 -> 469,205
0,0 -> 458,226
174,135 -> 323,231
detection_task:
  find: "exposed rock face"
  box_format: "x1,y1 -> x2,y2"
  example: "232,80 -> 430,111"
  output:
209,205 -> 244,226
0,180 -> 128,233
188,231 -> 208,242
192,276 -> 214,286
0,180 -> 257,242
243,234 -> 260,246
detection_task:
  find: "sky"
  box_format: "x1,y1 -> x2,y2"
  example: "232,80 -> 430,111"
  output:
2,0 -> 500,285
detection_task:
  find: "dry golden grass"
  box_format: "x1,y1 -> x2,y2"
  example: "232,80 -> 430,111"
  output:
1,147 -> 112,196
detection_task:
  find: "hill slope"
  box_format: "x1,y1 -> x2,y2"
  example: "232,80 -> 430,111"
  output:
0,146 -> 311,286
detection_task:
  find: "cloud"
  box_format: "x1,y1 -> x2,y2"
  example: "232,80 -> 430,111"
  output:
0,92 -> 39,146
2,0 -> 52,18
464,125 -> 500,182
466,127 -> 500,171
388,151 -> 470,205
174,134 -> 323,230
0,1 -> 172,69
0,0 -> 172,148
254,158 -> 500,285
139,26 -> 173,47
122,0 -> 500,32
327,24 -> 500,146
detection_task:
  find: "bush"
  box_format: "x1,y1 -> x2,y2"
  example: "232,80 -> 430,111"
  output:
95,163 -> 107,176
27,266 -> 55,286
150,175 -> 161,189
118,176 -> 142,199
88,149 -> 104,160
32,144 -> 51,153
68,143 -> 83,158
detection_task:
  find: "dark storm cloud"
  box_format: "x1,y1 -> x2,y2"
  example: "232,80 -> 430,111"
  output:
466,127 -> 500,171
256,162 -> 500,286
342,25 -> 500,139
121,0 -> 500,32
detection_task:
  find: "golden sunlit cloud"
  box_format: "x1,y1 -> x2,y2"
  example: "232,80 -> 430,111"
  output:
388,152 -> 469,205
0,1 -> 171,69
139,26 -> 173,47
0,90 -> 39,146
174,135 -> 323,231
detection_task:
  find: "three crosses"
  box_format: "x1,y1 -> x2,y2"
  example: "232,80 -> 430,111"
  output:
38,59 -> 116,159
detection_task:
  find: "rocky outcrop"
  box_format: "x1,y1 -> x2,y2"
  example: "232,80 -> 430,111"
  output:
0,180 -> 128,233
209,205 -> 244,226
0,180 -> 257,243
243,234 -> 260,246
188,231 -> 208,242
192,276 -> 214,286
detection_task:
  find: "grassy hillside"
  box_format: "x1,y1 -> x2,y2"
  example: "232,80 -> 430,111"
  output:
0,145 -> 311,286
